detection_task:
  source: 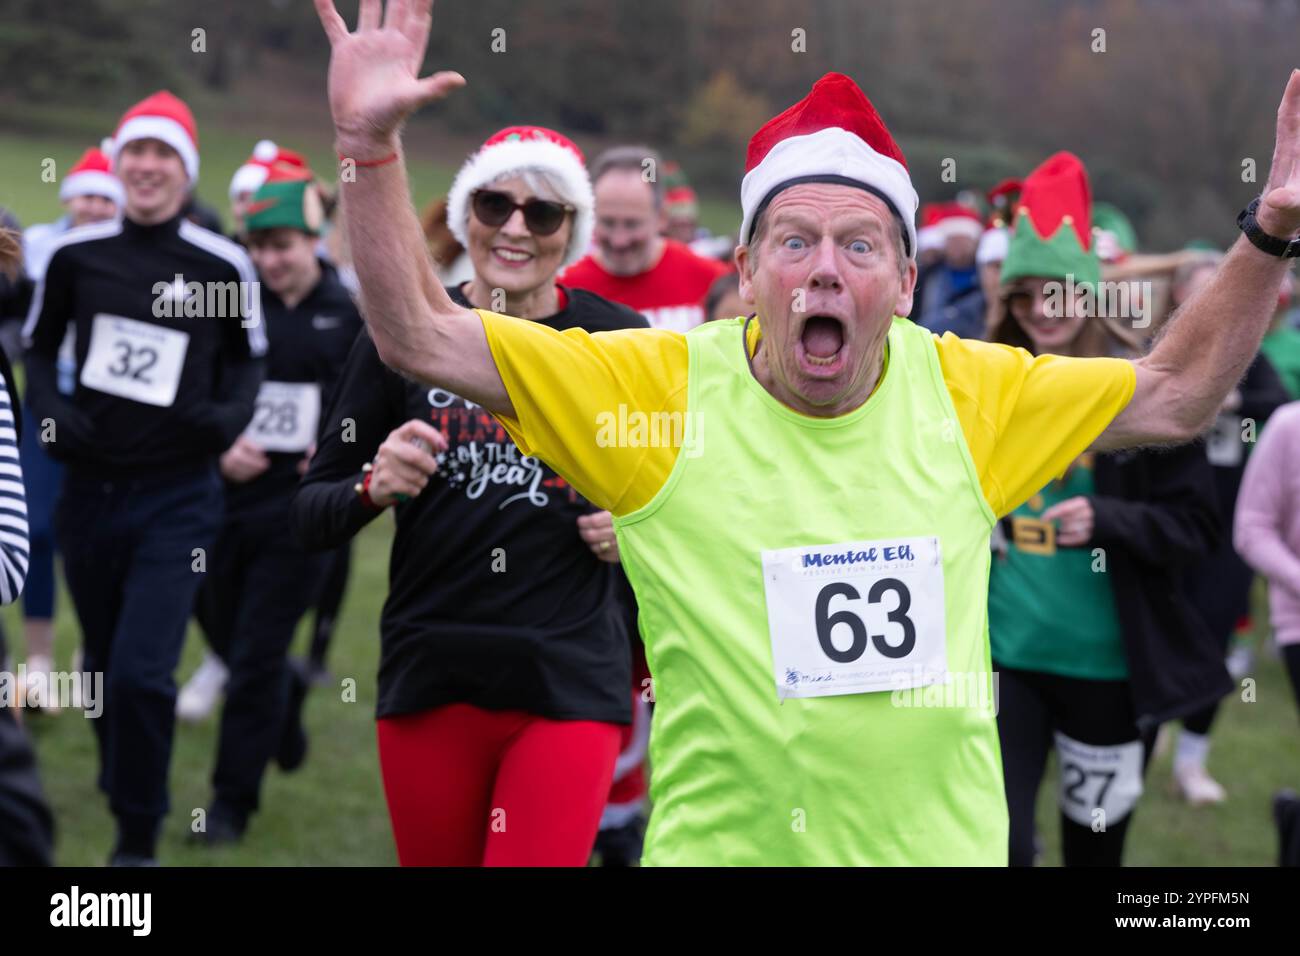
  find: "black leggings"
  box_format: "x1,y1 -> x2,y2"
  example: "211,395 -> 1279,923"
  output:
1285,644 -> 1300,715
995,664 -> 1157,867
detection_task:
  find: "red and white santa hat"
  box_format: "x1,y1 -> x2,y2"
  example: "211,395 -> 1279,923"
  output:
446,126 -> 594,267
60,145 -> 125,208
106,90 -> 200,184
976,226 -> 1010,267
740,72 -> 918,257
229,140 -> 309,201
917,200 -> 985,251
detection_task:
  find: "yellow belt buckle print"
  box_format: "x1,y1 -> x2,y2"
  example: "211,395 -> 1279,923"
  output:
1011,516 -> 1056,556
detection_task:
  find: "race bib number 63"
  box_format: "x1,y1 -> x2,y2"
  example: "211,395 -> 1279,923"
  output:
762,536 -> 948,699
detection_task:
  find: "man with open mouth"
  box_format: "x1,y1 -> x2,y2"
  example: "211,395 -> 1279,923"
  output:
315,0 -> 1300,865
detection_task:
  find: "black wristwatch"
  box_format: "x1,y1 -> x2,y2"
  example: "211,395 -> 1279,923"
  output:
1237,197 -> 1300,258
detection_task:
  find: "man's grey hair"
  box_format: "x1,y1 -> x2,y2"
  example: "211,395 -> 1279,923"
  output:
590,145 -> 665,209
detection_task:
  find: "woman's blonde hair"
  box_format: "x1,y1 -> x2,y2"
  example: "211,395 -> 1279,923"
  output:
986,279 -> 1146,360
0,229 -> 20,280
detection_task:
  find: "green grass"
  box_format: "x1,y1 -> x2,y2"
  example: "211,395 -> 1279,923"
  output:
0,127 -> 736,241
6,518 -> 398,867
0,127 -> 458,233
3,125 -> 1294,867
1031,605 -> 1300,867
16,527 -> 1297,866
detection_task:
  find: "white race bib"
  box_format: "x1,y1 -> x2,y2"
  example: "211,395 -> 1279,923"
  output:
80,313 -> 189,408
244,381 -> 321,453
762,535 -> 948,699
1054,732 -> 1145,827
1206,413 -> 1244,467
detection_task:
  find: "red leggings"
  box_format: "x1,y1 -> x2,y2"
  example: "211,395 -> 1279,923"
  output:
376,703 -> 621,866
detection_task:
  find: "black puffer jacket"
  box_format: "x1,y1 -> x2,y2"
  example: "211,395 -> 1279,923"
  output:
1090,442 -> 1233,732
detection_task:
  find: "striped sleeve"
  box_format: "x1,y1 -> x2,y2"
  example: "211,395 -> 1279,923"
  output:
0,370 -> 29,605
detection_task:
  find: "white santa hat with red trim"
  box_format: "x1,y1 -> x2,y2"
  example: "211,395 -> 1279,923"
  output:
106,90 -> 200,184
740,72 -> 918,258
976,226 -> 1010,267
229,140 -> 309,201
60,145 -> 125,208
446,126 -> 594,268
918,200 -> 985,253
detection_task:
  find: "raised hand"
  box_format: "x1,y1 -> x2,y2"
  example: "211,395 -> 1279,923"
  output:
313,0 -> 465,158
1259,69 -> 1300,240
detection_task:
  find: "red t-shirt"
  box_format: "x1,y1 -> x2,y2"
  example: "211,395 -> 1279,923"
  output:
561,239 -> 730,333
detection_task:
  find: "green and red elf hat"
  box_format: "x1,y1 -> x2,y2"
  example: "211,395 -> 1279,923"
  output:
985,177 -> 1023,227
1090,201 -> 1138,264
1000,152 -> 1100,288
663,162 -> 699,218
244,163 -> 324,236
230,140 -> 309,202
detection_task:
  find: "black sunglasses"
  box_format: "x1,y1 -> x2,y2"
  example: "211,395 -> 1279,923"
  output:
471,189 -> 574,236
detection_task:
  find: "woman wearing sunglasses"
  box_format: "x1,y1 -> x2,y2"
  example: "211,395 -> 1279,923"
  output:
984,153 -> 1226,866
291,127 -> 647,866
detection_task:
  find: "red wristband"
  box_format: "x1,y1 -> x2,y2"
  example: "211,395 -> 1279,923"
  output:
339,150 -> 399,169
355,469 -> 383,511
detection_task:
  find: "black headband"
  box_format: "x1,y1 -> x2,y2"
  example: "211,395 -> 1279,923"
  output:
747,174 -> 911,257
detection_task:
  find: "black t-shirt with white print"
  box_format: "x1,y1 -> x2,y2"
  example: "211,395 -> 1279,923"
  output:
291,286 -> 647,722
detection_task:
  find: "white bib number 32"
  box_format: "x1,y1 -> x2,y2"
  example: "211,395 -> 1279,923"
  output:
80,313 -> 189,408
762,535 -> 948,699
244,381 -> 321,454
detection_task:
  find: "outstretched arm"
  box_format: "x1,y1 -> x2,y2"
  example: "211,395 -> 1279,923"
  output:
1099,70 -> 1300,451
314,0 -> 514,415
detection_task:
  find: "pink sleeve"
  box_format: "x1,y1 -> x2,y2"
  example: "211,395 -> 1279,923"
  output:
1234,406 -> 1300,596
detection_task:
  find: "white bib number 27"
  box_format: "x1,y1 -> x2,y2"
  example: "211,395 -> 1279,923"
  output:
761,535 -> 948,700
1054,732 -> 1144,828
80,313 -> 189,408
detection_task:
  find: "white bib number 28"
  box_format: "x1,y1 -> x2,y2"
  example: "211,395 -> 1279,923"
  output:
762,535 -> 948,700
244,381 -> 321,453
80,313 -> 189,408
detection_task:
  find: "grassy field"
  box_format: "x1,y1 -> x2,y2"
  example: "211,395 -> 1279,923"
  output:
6,518 -> 398,867
0,126 -> 739,241
1,124 -> 1296,867
11,528 -> 1297,867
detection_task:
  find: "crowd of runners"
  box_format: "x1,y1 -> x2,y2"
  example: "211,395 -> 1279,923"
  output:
0,0 -> 1299,867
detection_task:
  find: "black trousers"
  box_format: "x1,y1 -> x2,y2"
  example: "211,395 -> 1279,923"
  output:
57,466 -> 224,835
308,540 -> 353,667
1285,644 -> 1300,712
994,663 -> 1157,867
195,506 -> 325,817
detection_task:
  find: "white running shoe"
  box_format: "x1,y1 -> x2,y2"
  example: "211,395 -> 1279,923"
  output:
1225,645 -> 1254,681
1173,761 -> 1228,806
23,655 -> 61,714
176,652 -> 229,722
